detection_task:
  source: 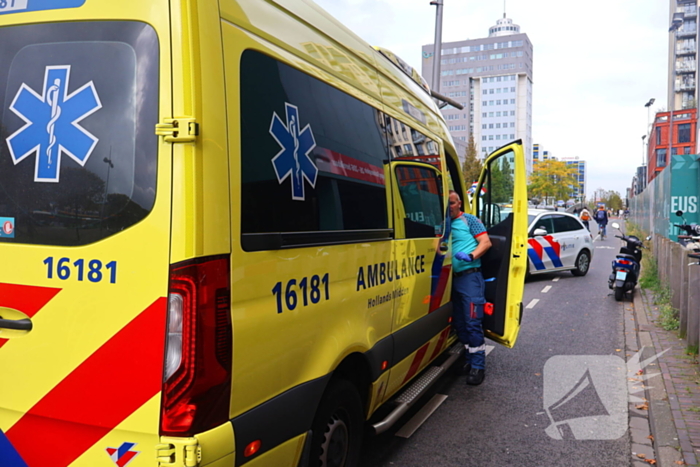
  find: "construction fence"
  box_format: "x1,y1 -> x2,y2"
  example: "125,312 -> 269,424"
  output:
629,154 -> 700,347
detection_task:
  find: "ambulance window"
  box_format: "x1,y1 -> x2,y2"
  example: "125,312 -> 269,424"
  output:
478,150 -> 514,229
240,50 -> 390,251
385,116 -> 442,170
395,166 -> 444,238
0,22 -> 159,246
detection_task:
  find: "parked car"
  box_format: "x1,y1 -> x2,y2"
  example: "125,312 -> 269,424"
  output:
526,209 -> 594,277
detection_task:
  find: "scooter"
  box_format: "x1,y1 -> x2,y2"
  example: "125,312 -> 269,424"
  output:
674,210 -> 700,246
608,222 -> 647,301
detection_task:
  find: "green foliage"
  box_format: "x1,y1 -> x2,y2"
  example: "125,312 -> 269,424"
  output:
461,134 -> 483,187
659,302 -> 679,331
640,253 -> 679,331
626,222 -> 644,239
639,255 -> 659,290
588,189 -> 624,210
489,157 -> 513,203
607,192 -> 623,211
528,160 -> 578,203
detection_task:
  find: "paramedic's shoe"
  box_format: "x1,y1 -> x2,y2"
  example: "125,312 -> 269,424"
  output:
466,368 -> 485,386
455,360 -> 471,376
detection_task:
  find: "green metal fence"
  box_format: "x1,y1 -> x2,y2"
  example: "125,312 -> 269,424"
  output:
629,154 -> 699,240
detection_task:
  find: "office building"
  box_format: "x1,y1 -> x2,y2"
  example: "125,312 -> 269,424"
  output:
422,16 -> 534,174
560,156 -> 587,202
668,0 -> 697,114
532,143 -> 554,166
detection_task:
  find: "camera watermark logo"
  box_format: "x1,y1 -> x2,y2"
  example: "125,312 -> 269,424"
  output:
543,348 -> 666,440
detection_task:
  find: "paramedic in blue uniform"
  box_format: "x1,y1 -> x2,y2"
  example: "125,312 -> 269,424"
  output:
449,190 -> 492,386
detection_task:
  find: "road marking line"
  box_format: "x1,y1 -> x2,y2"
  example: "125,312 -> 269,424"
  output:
552,277 -> 560,282
542,285 -> 552,293
526,298 -> 539,309
485,345 -> 495,356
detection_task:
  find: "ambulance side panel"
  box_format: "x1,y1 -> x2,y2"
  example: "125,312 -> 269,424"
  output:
220,1 -> 460,464
222,12 -> 393,465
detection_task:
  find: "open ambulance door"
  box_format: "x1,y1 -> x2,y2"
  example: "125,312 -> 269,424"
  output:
471,140 -> 527,347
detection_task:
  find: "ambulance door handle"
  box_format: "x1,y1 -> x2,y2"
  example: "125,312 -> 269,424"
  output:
0,318 -> 32,331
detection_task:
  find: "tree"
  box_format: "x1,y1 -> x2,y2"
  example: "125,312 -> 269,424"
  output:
462,134 -> 483,187
499,157 -> 514,199
528,160 -> 578,205
591,189 -> 623,210
608,192 -> 623,210
488,157 -> 514,203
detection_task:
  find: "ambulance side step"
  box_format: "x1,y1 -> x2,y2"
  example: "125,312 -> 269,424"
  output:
371,343 -> 463,435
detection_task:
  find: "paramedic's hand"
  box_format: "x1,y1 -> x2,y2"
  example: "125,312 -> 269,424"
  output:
455,252 -> 473,262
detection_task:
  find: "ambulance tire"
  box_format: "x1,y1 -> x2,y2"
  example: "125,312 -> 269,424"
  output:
308,379 -> 363,467
571,250 -> 591,277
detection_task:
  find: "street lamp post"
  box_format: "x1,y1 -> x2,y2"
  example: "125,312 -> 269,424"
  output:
644,98 -> 655,133
641,134 -> 647,166
430,0 -> 444,94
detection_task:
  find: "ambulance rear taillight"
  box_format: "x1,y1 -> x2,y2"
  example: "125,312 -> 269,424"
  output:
160,256 -> 232,437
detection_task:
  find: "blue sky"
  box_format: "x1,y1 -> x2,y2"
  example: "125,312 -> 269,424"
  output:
313,0 -> 671,199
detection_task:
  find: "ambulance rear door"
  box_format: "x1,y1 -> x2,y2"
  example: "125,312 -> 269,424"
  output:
472,140 -> 527,347
0,3 -> 173,466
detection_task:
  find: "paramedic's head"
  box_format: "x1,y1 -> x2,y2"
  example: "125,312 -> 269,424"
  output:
598,205 -> 604,210
449,190 -> 462,219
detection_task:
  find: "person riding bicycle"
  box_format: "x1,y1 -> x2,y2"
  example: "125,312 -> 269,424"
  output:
595,206 -> 609,239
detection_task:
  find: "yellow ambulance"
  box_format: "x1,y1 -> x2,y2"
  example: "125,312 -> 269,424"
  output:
0,0 -> 527,466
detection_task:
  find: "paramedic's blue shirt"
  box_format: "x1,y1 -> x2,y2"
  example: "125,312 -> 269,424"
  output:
450,213 -> 487,273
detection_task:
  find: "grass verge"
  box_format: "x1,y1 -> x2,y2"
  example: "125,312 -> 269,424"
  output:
629,222 -> 680,331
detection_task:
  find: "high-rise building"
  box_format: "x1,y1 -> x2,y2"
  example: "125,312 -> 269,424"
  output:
422,16 -> 534,174
532,143 -> 554,166
560,156 -> 587,201
668,1 -> 697,113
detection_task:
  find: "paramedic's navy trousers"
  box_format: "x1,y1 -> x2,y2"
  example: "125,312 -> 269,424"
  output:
451,271 -> 487,370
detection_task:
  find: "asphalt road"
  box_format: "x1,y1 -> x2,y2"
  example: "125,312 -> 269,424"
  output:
361,226 -> 636,467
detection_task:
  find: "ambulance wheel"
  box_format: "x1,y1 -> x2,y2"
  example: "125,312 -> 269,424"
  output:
571,250 -> 591,276
308,379 -> 363,467
614,287 -> 624,301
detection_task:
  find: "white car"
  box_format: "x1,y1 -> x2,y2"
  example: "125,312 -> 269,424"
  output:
526,209 -> 594,277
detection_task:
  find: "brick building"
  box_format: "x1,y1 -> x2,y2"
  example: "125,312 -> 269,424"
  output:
647,108 -> 697,182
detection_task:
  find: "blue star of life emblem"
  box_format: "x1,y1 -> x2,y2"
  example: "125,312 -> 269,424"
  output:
6,65 -> 102,183
269,102 -> 317,201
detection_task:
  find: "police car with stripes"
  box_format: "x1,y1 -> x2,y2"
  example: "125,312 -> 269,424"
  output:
526,209 -> 594,277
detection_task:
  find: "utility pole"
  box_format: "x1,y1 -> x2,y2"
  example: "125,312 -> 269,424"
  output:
430,0 -> 444,93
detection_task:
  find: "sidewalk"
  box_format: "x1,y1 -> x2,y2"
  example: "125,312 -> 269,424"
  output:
632,286 -> 700,467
